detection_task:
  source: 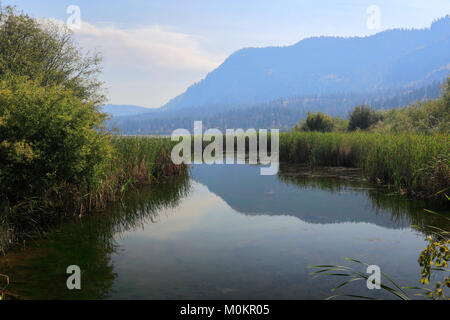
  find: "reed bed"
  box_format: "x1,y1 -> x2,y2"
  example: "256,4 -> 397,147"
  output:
72,136 -> 187,216
1,136 -> 187,253
193,131 -> 448,199
278,132 -> 449,200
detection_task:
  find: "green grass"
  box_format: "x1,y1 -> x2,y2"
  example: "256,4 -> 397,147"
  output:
90,136 -> 187,212
193,131 -> 448,199
0,136 -> 187,254
278,132 -> 449,200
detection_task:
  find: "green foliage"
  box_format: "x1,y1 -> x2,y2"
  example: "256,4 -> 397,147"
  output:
310,199 -> 450,300
416,202 -> 450,300
444,77 -> 450,110
109,136 -> 187,188
373,77 -> 450,134
0,135 -> 187,253
418,237 -> 449,299
0,6 -> 105,105
0,77 -> 111,203
113,81 -> 444,135
278,132 -> 449,199
0,5 -> 110,204
0,6 -> 188,254
290,77 -> 449,135
0,5 -> 112,253
375,100 -> 449,134
310,258 -> 411,300
348,105 -> 382,131
293,112 -> 335,132
332,117 -> 349,133
0,273 -> 9,300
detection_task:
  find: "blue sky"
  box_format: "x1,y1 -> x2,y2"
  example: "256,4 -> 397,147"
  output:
4,0 -> 450,107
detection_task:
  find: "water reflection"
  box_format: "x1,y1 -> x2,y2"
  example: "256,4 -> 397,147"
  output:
0,163 -> 448,300
0,175 -> 191,300
192,163 -> 449,230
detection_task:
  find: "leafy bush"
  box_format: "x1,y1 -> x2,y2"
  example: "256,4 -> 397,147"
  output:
0,6 -> 104,104
0,6 -> 109,206
293,111 -> 335,132
374,79 -> 450,134
0,7 -> 188,254
444,77 -> 450,109
348,105 -> 382,131
278,131 -> 450,199
0,77 -> 111,204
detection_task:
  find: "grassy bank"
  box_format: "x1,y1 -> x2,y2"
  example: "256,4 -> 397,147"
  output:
278,132 -> 449,200
0,137 -> 187,254
89,136 -> 187,215
193,130 -> 448,199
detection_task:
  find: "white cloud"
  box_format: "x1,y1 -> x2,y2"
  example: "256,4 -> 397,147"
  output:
74,21 -> 223,72
40,18 -> 224,107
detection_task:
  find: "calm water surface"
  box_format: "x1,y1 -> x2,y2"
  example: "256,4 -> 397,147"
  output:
1,163 -> 449,300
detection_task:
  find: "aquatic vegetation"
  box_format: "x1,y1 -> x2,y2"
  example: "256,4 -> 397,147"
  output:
0,7 -> 188,253
418,237 -> 449,299
310,196 -> 450,300
310,240 -> 449,300
284,79 -> 450,198
0,173 -> 191,300
0,137 -> 187,254
278,132 -> 449,200
310,258 -> 411,300
0,274 -> 21,300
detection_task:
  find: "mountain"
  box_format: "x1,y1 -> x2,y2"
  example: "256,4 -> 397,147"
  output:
162,16 -> 450,111
102,105 -> 154,118
108,80 -> 444,134
191,164 -> 418,229
107,16 -> 450,134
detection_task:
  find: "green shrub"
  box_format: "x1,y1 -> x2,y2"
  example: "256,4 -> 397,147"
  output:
348,105 -> 382,131
293,111 -> 335,132
0,6 -> 104,104
444,77 -> 450,110
375,80 -> 450,134
278,132 -> 449,199
0,77 -> 111,205
0,6 -> 187,253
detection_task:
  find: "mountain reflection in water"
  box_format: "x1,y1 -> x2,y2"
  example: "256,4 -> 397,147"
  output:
0,163 -> 448,300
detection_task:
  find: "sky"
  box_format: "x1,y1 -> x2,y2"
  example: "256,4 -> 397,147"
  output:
3,0 -> 450,108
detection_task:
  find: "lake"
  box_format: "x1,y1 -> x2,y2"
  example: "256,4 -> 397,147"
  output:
0,163 -> 448,300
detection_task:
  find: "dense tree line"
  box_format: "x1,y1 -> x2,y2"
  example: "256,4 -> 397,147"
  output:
111,80 -> 444,134
293,78 -> 450,134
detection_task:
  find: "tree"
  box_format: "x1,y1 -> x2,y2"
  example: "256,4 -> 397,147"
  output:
0,6 -> 105,105
294,112 -> 334,132
0,6 -> 109,206
0,77 -> 111,204
371,78 -> 450,134
348,105 -> 381,131
443,77 -> 450,110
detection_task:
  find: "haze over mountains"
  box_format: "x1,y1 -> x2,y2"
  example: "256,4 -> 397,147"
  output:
108,16 -> 450,134
103,105 -> 152,118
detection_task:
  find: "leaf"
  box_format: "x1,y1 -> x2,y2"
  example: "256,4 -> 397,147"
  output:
331,278 -> 364,291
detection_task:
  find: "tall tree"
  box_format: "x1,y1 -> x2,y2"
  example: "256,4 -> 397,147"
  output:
0,5 -> 105,106
293,112 -> 334,132
0,6 -> 110,205
348,105 -> 381,131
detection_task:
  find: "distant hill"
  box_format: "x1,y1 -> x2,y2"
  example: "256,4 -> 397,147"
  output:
108,80 -> 444,134
102,105 -> 154,118
108,16 -> 450,134
163,16 -> 450,111
191,164 -> 416,229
